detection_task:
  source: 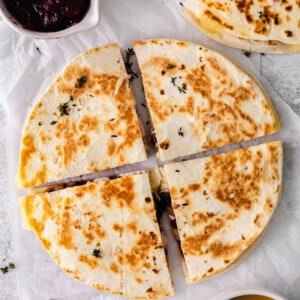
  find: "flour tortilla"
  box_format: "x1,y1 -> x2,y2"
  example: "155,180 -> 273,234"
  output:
182,0 -> 300,53
19,173 -> 174,298
16,44 -> 147,189
163,141 -> 283,283
133,39 -> 279,161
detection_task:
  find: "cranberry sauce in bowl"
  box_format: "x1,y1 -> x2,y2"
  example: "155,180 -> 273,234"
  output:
3,0 -> 91,32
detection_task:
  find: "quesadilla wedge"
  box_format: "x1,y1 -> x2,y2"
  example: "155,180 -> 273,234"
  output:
182,0 -> 300,53
19,172 -> 174,298
162,141 -> 282,283
133,39 -> 279,161
16,44 -> 147,189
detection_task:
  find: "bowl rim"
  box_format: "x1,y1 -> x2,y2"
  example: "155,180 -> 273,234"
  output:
0,0 -> 100,39
210,287 -> 288,300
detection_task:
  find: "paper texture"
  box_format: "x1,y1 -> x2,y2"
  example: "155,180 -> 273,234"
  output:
0,0 -> 299,299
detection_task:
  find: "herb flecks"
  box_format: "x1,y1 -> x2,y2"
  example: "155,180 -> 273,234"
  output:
178,127 -> 184,137
258,11 -> 267,18
125,48 -> 138,81
1,262 -> 15,275
69,95 -> 73,101
58,102 -> 69,116
167,63 -> 176,69
75,76 -> 87,88
178,83 -> 187,94
38,121 -> 43,126
110,118 -> 115,122
111,135 -> 118,138
175,169 -> 180,172
50,121 -> 57,125
243,51 -> 252,57
170,77 -> 187,93
182,203 -> 188,206
92,249 -> 102,258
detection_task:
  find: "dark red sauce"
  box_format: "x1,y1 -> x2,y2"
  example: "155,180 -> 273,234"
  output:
4,0 -> 91,32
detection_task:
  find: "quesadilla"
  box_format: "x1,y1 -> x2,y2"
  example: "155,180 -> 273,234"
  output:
19,172 -> 174,298
16,44 -> 147,189
162,141 -> 282,283
182,0 -> 300,53
133,39 -> 279,161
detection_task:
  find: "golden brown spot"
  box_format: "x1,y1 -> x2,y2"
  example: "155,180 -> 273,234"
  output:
224,259 -> 230,264
160,89 -> 165,95
145,90 -> 171,122
78,255 -> 99,269
186,67 -> 212,98
19,134 -> 37,186
78,115 -> 99,132
189,183 -> 201,192
152,268 -> 160,273
285,30 -> 293,37
254,214 -> 261,227
207,267 -> 214,273
58,197 -> 75,249
127,221 -> 137,233
182,218 -> 224,256
208,240 -> 241,259
125,232 -> 159,268
100,176 -> 135,208
159,140 -> 170,150
110,262 -> 119,273
113,223 -> 124,234
78,134 -> 90,147
135,277 -> 143,283
39,133 -> 51,144
204,10 -> 233,30
298,20 -> 300,28
285,5 -> 292,11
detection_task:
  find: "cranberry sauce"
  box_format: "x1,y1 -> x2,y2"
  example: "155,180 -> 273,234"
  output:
4,0 -> 91,32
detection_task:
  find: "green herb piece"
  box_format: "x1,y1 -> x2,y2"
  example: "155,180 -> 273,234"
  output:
89,94 -> 94,98
58,102 -> 69,116
111,135 -> 118,138
182,203 -> 188,206
75,76 -> 87,88
171,77 -> 177,86
125,48 -> 138,81
175,169 -> 180,172
92,249 -> 102,258
50,121 -> 57,125
69,95 -> 73,101
243,51 -> 251,57
258,11 -> 267,18
1,263 -> 15,275
110,118 -> 115,122
1,266 -> 8,274
38,121 -> 43,126
178,83 -> 187,94
72,104 -> 77,107
167,63 -> 176,69
178,127 -> 184,137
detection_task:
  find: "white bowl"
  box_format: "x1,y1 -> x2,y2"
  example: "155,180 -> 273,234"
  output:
0,0 -> 100,39
211,287 -> 287,300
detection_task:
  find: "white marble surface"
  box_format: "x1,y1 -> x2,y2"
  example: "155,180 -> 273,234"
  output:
0,1 -> 299,299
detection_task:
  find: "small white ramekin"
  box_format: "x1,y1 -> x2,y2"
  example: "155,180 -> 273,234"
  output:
210,287 -> 288,300
0,0 -> 100,39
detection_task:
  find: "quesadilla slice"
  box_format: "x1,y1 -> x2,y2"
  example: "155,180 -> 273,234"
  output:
162,141 -> 282,283
133,39 -> 279,161
19,172 -> 174,298
16,44 -> 147,189
182,0 -> 300,53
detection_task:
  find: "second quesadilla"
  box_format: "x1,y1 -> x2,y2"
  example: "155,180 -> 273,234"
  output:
182,0 -> 300,53
162,141 -> 283,283
19,172 -> 174,298
134,39 -> 279,161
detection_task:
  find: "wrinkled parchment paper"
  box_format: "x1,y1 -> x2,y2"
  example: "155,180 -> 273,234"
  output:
0,0 -> 300,299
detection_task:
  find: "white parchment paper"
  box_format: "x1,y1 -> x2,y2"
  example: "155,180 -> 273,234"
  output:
0,0 -> 300,299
